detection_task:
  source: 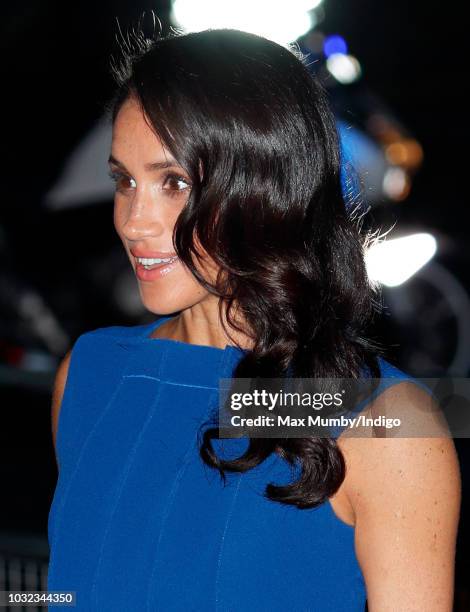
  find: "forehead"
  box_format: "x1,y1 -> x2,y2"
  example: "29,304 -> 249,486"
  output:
111,96 -> 165,155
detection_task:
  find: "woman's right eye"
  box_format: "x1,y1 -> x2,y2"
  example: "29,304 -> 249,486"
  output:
108,170 -> 136,192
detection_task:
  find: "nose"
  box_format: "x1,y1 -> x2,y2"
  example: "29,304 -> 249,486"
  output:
120,189 -> 166,242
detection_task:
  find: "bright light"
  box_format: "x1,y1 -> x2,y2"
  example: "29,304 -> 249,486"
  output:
326,53 -> 362,83
382,166 -> 410,201
171,0 -> 322,45
385,139 -> 424,169
365,233 -> 438,287
323,35 -> 347,57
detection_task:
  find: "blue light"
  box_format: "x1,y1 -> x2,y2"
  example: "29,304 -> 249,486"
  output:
323,35 -> 348,57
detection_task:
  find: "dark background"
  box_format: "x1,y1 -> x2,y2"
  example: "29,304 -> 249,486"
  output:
1,1 -> 467,608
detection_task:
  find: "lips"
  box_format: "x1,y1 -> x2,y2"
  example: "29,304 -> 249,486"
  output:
134,256 -> 180,281
136,257 -> 177,270
130,248 -> 178,258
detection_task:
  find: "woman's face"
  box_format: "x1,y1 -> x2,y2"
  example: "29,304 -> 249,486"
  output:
110,95 -> 214,315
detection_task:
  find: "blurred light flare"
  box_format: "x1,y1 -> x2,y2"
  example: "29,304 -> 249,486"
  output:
171,0 -> 323,45
323,34 -> 347,57
365,233 -> 438,287
385,139 -> 424,169
326,53 -> 362,83
382,166 -> 411,201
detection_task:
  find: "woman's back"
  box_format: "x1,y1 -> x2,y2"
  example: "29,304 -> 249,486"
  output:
47,315 -> 418,611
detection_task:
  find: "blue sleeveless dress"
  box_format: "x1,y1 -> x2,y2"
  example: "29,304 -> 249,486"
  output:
47,315 -> 418,611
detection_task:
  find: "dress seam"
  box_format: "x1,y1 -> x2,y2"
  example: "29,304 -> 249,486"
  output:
215,474 -> 243,612
145,389 -> 214,610
122,374 -> 219,391
90,346 -> 166,609
47,374 -> 128,577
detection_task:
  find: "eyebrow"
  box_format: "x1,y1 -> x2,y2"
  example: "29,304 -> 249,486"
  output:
108,154 -> 180,172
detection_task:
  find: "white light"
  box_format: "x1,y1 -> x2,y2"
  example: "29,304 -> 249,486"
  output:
382,166 -> 408,200
365,233 -> 438,287
171,0 -> 321,45
326,53 -> 362,84
297,0 -> 323,9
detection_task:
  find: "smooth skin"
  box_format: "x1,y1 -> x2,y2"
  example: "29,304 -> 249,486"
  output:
51,95 -> 461,611
110,95 -> 254,351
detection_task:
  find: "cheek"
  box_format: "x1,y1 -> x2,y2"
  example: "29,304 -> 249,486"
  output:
166,206 -> 185,232
113,201 -> 126,236
191,235 -> 220,285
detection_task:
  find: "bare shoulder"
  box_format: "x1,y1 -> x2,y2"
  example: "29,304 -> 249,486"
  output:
337,379 -> 460,488
51,349 -> 73,455
336,380 -> 461,611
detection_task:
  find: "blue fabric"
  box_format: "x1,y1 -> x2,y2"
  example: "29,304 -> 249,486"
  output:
47,315 -> 417,611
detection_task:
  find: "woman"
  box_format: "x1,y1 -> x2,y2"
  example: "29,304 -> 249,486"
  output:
47,26 -> 461,611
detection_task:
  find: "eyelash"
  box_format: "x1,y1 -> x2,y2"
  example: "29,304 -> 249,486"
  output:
107,170 -> 191,197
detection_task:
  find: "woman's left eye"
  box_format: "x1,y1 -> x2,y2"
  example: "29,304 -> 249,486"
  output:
162,173 -> 192,195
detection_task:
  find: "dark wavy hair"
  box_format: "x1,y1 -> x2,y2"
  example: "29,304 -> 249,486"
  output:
105,18 -> 384,509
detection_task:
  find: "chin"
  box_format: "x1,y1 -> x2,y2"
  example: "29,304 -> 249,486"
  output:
138,285 -> 209,316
